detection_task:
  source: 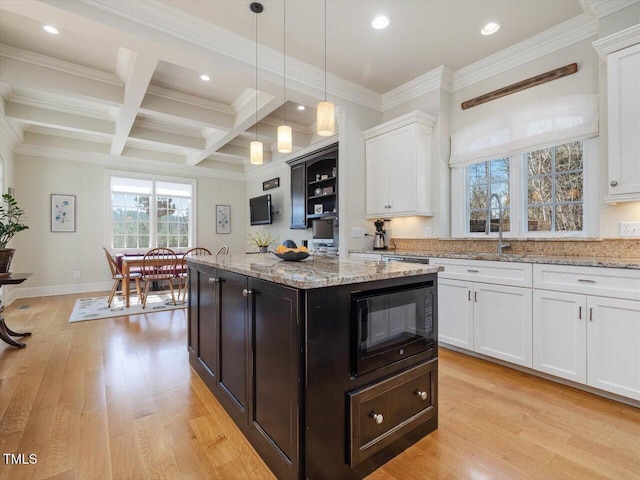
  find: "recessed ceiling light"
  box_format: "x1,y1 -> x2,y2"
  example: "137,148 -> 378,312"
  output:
297,105 -> 305,111
371,16 -> 390,30
200,74 -> 210,81
43,25 -> 59,35
481,22 -> 501,36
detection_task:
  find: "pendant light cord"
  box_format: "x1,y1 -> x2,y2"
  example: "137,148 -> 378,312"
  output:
283,0 -> 286,126
255,8 -> 258,141
324,0 -> 327,102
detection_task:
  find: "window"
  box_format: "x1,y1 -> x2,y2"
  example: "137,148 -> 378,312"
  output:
467,158 -> 510,233
457,140 -> 588,237
526,141 -> 583,233
109,174 -> 194,250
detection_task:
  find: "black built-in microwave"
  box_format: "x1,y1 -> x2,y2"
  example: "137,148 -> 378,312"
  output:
351,281 -> 436,376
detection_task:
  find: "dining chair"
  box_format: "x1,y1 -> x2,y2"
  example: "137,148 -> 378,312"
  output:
140,247 -> 178,308
216,245 -> 229,256
177,247 -> 212,302
103,247 -> 142,307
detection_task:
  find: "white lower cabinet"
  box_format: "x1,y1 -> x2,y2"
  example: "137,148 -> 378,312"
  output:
437,276 -> 532,368
587,296 -> 640,401
473,283 -> 532,368
533,290 -> 587,383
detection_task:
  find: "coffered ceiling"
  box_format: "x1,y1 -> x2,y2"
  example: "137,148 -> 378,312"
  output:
0,0 -> 626,177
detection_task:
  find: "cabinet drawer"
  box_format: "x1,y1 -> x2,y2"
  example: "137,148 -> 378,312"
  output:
348,359 -> 437,466
350,253 -> 382,261
533,264 -> 640,301
429,258 -> 532,287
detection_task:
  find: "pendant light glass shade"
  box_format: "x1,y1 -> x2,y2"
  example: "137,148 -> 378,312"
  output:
316,101 -> 335,136
277,125 -> 292,153
250,140 -> 263,165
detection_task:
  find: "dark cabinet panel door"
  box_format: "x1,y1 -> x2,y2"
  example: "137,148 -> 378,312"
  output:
187,267 -> 199,356
290,162 -> 306,229
198,269 -> 218,377
250,278 -> 301,480
218,271 -> 249,416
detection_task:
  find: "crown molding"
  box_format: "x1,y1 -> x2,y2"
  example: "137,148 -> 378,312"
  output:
25,125 -> 112,143
16,143 -> 246,181
580,0 -> 640,19
146,84 -> 234,114
592,24 -> 640,61
362,111 -> 437,139
453,14 -> 598,91
0,113 -> 23,152
4,90 -> 113,121
81,0 -> 382,112
135,117 -> 203,139
382,66 -> 454,111
0,44 -> 122,87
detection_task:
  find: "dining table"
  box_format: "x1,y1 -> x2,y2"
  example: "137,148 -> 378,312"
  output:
0,273 -> 32,348
121,254 -> 186,308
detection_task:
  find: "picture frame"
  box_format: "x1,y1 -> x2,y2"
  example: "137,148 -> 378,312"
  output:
314,204 -> 323,214
51,194 -> 76,232
262,177 -> 280,191
216,205 -> 230,234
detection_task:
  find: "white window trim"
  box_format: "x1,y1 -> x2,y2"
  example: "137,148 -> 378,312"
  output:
105,170 -> 197,252
450,138 -> 598,239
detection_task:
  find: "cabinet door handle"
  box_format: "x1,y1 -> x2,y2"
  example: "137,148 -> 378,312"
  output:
467,269 -> 479,273
578,306 -> 582,319
370,412 -> 384,425
589,307 -> 593,322
242,288 -> 253,297
474,291 -> 478,302
468,290 -> 471,301
610,180 -> 618,186
415,390 -> 428,400
578,279 -> 596,283
208,277 -> 220,284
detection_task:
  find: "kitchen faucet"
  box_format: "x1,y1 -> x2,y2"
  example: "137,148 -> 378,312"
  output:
487,193 -> 510,255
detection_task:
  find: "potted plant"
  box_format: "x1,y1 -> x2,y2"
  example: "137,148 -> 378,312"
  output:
0,193 -> 29,276
247,228 -> 277,253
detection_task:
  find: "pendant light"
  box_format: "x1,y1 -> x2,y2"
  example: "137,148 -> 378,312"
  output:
277,1 -> 293,153
316,0 -> 335,136
250,2 -> 264,165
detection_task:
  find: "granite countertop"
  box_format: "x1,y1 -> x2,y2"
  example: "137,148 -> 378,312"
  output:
350,250 -> 640,269
187,253 -> 442,289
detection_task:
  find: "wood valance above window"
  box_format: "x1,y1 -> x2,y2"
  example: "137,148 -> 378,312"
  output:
449,94 -> 598,168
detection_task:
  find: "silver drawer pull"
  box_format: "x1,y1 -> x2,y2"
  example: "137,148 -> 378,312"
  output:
208,277 -> 220,284
579,306 -> 582,319
370,412 -> 384,425
467,269 -> 479,273
415,390 -> 428,401
610,180 -> 618,186
242,289 -> 253,297
577,279 -> 596,283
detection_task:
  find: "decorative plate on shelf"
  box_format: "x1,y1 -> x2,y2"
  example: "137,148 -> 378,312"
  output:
273,251 -> 311,261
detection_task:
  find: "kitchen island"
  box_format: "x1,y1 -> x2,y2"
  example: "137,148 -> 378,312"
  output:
186,254 -> 442,480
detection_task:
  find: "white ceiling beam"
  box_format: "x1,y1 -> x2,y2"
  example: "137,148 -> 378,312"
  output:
4,102 -> 114,137
128,126 -> 205,151
0,56 -> 123,106
188,90 -> 281,166
139,94 -> 235,131
110,49 -> 158,155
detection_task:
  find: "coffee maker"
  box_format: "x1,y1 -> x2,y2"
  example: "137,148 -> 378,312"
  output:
373,219 -> 388,250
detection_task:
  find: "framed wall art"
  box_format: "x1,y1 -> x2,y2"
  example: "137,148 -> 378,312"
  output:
216,205 -> 230,234
51,194 -> 76,232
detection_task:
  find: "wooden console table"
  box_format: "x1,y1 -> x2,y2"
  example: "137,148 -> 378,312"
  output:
0,273 -> 32,349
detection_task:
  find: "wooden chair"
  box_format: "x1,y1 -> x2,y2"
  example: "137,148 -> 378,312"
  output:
140,247 -> 178,308
216,245 -> 229,256
103,247 -> 141,307
177,247 -> 212,302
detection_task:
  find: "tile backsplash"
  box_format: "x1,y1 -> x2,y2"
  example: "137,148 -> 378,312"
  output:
391,238 -> 640,258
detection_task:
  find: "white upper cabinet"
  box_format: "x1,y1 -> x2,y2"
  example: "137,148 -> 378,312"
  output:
594,27 -> 640,203
363,111 -> 436,218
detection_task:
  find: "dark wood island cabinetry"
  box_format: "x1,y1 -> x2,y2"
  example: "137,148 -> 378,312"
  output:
187,255 -> 441,480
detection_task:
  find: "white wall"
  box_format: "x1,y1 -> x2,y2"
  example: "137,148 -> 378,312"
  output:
12,154 -> 246,297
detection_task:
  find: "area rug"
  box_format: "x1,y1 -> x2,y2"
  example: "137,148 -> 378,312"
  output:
69,291 -> 185,323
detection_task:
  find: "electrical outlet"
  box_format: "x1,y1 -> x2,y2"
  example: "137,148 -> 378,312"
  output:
619,222 -> 640,237
73,270 -> 80,279
351,227 -> 365,238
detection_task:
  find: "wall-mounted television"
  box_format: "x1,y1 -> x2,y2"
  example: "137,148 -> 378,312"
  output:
249,194 -> 272,225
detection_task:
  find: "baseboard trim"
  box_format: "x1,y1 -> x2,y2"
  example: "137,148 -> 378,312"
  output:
440,343 -> 640,408
6,281 -> 113,305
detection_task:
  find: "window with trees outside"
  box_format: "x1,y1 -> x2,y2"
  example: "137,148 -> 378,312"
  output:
110,176 -> 194,250
464,141 -> 585,236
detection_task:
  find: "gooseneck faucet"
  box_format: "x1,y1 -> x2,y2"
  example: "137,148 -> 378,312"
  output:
487,193 -> 510,255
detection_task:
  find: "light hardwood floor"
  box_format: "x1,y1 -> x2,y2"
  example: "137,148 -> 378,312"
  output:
1,292 -> 639,480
